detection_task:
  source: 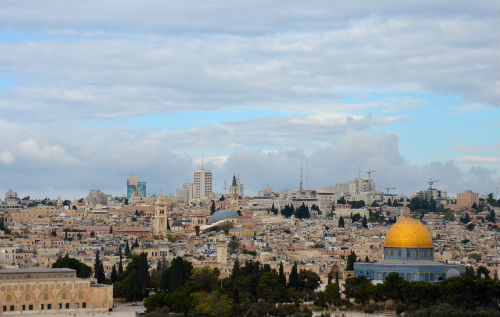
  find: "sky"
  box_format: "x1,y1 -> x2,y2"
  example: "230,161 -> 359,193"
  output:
0,1 -> 499,199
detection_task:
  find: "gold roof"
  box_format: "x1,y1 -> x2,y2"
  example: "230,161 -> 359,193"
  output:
384,217 -> 433,248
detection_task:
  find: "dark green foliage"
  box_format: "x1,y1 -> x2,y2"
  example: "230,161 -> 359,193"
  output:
271,203 -> 278,215
288,262 -> 299,290
408,197 -> 437,212
280,204 -> 295,218
93,250 -> 106,283
295,203 -> 310,219
114,253 -> 150,302
0,219 -> 11,234
351,213 -> 361,223
160,256 -> 193,292
487,209 -> 496,223
346,251 -> 356,271
52,254 -> 92,278
338,216 -> 345,228
362,215 -> 368,228
337,196 -> 346,204
210,200 -> 216,215
110,264 -> 118,283
460,212 -> 471,224
350,200 -> 365,209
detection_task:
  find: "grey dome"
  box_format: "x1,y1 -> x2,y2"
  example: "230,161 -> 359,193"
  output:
210,210 -> 239,224
446,268 -> 460,278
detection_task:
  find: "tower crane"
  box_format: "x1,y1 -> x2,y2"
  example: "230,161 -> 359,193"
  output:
367,169 -> 376,179
428,178 -> 440,190
385,185 -> 396,194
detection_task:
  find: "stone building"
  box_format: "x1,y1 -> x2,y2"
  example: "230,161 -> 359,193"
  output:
0,268 -> 112,315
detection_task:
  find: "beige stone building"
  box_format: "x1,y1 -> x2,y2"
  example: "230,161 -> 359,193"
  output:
0,268 -> 112,315
457,190 -> 479,209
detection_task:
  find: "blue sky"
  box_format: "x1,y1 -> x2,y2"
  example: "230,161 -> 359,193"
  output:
0,1 -> 498,198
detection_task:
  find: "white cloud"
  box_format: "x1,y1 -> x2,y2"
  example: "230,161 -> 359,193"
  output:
0,152 -> 14,164
455,156 -> 500,165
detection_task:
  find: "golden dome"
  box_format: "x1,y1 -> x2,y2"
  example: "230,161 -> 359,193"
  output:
384,217 -> 433,248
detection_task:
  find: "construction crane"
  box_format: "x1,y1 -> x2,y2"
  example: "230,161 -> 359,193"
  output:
428,178 -> 440,189
367,169 -> 376,179
385,185 -> 396,194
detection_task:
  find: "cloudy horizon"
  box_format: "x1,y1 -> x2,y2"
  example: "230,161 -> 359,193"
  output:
0,1 -> 499,199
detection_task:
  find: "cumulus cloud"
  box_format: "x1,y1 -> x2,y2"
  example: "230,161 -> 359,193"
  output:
455,156 -> 500,165
0,152 -> 14,164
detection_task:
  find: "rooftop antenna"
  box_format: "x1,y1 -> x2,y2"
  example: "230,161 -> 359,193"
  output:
428,178 -> 440,190
306,158 -> 309,190
201,153 -> 204,169
358,165 -> 361,179
299,163 -> 303,191
224,179 -> 227,193
367,169 -> 376,180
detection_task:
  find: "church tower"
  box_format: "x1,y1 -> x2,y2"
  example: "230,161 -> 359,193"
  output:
217,235 -> 228,265
154,194 -> 168,238
230,175 -> 239,210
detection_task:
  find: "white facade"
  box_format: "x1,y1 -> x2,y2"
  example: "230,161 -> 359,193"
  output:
175,183 -> 194,203
348,177 -> 375,195
194,169 -> 213,199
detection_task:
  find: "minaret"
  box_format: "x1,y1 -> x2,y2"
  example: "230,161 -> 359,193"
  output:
154,194 -> 168,238
230,175 -> 239,210
217,235 -> 228,265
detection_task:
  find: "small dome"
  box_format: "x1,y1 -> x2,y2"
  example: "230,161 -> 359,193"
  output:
446,268 -> 460,278
384,217 -> 433,248
210,210 -> 239,224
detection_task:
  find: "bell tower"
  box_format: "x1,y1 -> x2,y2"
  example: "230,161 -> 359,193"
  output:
154,194 -> 168,238
230,175 -> 239,210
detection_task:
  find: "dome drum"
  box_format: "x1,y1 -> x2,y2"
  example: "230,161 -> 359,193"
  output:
384,247 -> 434,261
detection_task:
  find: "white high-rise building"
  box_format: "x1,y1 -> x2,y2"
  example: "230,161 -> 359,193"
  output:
349,177 -> 375,195
175,183 -> 194,203
194,169 -> 213,199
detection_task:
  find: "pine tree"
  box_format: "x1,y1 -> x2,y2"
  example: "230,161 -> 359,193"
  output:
125,240 -> 131,257
362,215 -> 368,228
288,262 -> 299,290
210,201 -> 216,215
338,216 -> 345,228
94,250 -> 106,283
166,218 -> 171,231
278,262 -> 286,286
346,251 -> 357,271
111,264 -> 117,283
118,246 -> 124,274
109,226 -> 113,234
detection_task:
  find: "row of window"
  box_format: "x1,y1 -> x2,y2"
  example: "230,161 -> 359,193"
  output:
1,282 -> 87,292
2,302 -> 87,312
356,270 -> 446,281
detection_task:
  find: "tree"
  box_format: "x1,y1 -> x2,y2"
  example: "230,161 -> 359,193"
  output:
278,262 -> 286,287
0,219 -> 11,235
362,215 -> 368,228
295,203 -> 310,219
460,212 -> 471,224
111,264 -> 118,283
118,246 -> 124,275
486,209 -> 496,223
288,262 -> 299,290
125,240 -> 131,257
324,282 -> 341,306
114,253 -> 150,302
346,251 -> 357,271
94,250 -> 106,283
190,267 -> 220,293
337,196 -> 346,204
228,235 -> 240,254
160,256 -> 193,291
257,271 -> 280,302
271,203 -> 278,215
476,266 -> 490,279
109,226 -> 113,234
166,218 -> 171,231
298,270 -> 320,300
338,216 -> 345,228
191,291 -> 233,317
52,254 -> 91,278
210,201 -> 216,215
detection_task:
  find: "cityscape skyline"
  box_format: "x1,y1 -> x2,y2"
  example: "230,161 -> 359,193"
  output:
0,1 -> 498,199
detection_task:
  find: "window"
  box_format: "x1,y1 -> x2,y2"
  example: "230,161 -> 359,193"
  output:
22,305 -> 26,311
44,293 -> 49,300
65,303 -> 69,309
3,306 -> 6,312
6,295 -> 11,302
41,304 -> 44,310
62,293 -> 67,300
47,304 -> 52,310
29,305 -> 33,311
59,303 -> 62,309
82,302 -> 86,308
25,294 -> 30,301
10,305 -> 14,311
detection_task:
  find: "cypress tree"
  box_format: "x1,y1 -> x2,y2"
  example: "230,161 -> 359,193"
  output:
118,246 -> 124,274
338,216 -> 345,228
278,262 -> 286,286
111,265 -> 117,283
288,262 -> 299,290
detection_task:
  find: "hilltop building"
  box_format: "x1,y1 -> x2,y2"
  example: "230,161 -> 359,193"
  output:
354,215 -> 464,282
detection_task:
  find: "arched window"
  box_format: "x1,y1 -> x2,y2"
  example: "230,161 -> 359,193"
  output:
62,293 -> 67,300
44,294 -> 49,301
6,295 -> 11,302
25,294 -> 30,301
78,292 -> 83,299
